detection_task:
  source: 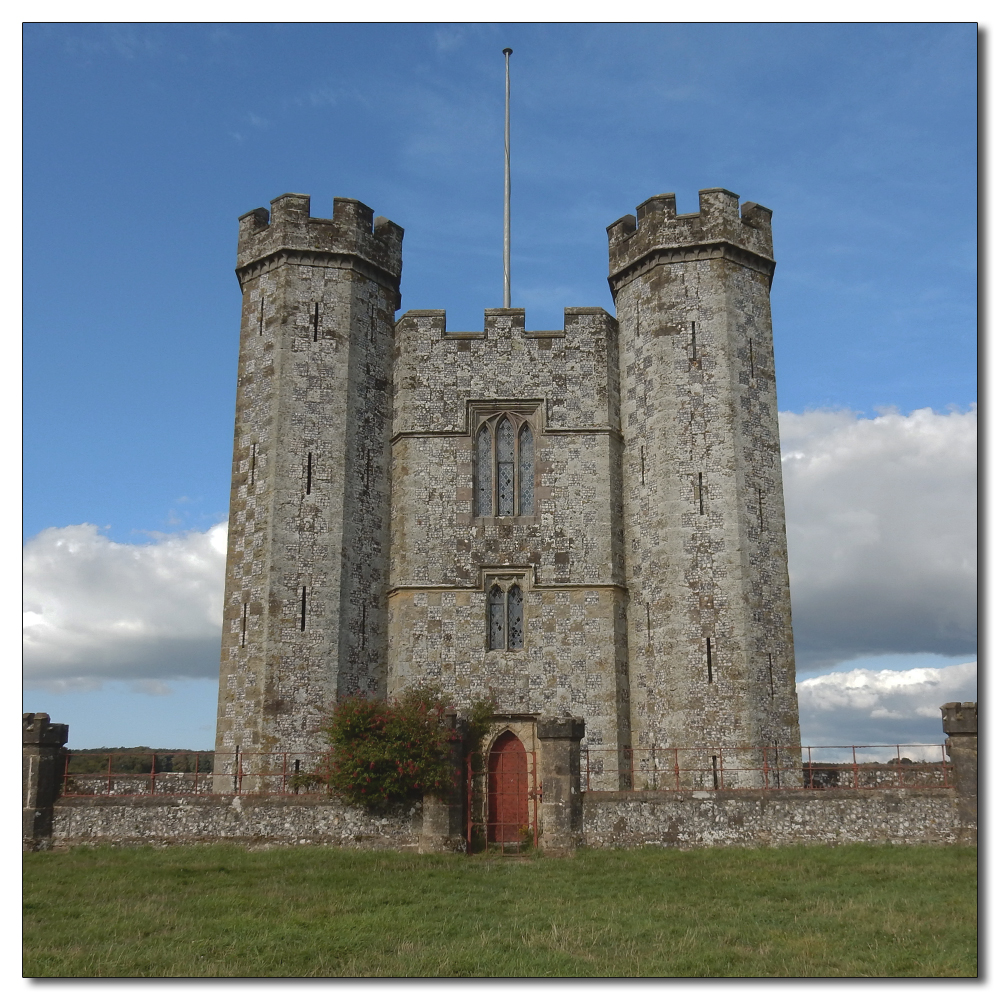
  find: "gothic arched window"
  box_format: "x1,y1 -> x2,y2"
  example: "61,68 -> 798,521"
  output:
474,414 -> 535,517
486,581 -> 526,651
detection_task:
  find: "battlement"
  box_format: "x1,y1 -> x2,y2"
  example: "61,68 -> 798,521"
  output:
236,193 -> 403,282
941,701 -> 978,736
607,188 -> 774,282
395,306 -> 613,339
22,712 -> 69,748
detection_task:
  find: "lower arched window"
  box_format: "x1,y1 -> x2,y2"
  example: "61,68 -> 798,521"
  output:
488,582 -> 525,650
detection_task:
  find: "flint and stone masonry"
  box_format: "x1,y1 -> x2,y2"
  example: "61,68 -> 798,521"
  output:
29,703 -> 977,850
215,188 -> 801,790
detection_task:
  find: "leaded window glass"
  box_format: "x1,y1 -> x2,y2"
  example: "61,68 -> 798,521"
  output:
507,585 -> 524,649
486,581 -> 527,651
496,418 -> 515,516
518,425 -> 533,515
476,425 -> 492,516
474,412 -> 536,517
488,585 -> 505,650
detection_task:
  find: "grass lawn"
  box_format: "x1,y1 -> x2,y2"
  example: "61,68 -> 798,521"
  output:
23,843 -> 976,978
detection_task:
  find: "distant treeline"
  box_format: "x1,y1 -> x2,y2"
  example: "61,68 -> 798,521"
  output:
64,748 -> 215,774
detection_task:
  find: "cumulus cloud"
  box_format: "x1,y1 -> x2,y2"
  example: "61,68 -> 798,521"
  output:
780,406 -> 976,670
23,407 -> 977,706
23,523 -> 227,692
796,661 -> 977,753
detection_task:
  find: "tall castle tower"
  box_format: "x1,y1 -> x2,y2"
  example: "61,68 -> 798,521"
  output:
215,187 -> 800,790
608,189 -> 800,768
215,194 -> 402,765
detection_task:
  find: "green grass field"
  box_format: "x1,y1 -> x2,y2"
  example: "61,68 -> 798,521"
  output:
23,843 -> 976,978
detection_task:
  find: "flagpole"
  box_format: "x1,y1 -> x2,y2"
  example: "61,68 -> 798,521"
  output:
503,47 -> 512,309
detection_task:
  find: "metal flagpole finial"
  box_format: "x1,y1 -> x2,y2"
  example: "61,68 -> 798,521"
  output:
503,48 -> 512,309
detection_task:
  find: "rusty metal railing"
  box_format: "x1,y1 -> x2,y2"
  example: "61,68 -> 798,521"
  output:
59,743 -> 955,800
59,750 -> 332,797
581,744 -> 954,792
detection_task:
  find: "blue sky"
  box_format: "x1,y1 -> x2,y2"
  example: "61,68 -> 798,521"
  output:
22,23 -> 977,749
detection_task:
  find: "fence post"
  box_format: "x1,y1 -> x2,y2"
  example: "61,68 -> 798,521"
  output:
537,716 -> 585,856
23,713 -> 69,852
419,710 -> 467,853
941,702 -> 977,845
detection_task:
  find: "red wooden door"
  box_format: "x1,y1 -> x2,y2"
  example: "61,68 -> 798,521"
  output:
487,731 -> 529,845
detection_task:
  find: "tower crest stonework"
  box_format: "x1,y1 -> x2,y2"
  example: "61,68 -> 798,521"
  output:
215,188 -> 801,789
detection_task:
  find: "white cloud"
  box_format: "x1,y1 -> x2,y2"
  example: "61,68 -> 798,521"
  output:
780,406 -> 976,669
796,661 -> 977,751
23,407 -> 977,702
23,523 -> 227,691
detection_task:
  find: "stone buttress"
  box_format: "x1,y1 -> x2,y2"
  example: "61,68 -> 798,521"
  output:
214,194 -> 402,778
608,189 -> 801,786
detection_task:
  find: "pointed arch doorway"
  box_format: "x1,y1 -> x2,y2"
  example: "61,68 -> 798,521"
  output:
487,731 -> 530,848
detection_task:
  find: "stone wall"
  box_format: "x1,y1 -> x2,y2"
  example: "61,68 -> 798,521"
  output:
583,788 -> 961,848
52,795 -> 420,850
388,306 -> 630,775
47,786 -> 963,851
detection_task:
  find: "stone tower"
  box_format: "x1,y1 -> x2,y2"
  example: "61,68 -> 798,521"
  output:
214,194 -> 403,769
214,186 -> 801,791
608,189 -> 801,778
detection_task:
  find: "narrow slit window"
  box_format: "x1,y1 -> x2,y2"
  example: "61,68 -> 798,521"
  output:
518,425 -> 534,515
488,585 -> 505,650
241,603 -> 248,647
476,425 -> 493,516
258,300 -> 264,336
690,321 -> 697,361
312,302 -> 319,341
646,603 -> 651,644
706,637 -> 713,683
306,452 -> 312,495
767,653 -> 775,699
300,587 -> 307,632
697,472 -> 704,515
641,447 -> 645,486
250,444 -> 256,487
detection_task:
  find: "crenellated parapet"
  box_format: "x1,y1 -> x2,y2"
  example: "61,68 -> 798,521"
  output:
23,712 -> 69,748
607,188 -> 774,297
396,306 -> 611,341
236,193 -> 403,292
941,701 -> 977,736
